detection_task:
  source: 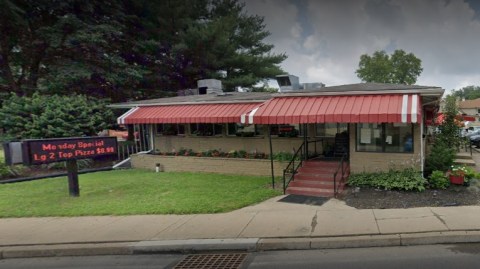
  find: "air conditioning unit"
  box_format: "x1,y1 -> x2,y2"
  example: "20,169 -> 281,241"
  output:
276,74 -> 301,92
197,79 -> 223,95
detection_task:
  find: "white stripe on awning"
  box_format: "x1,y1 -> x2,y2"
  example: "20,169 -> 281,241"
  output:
411,94 -> 418,123
401,94 -> 408,123
248,107 -> 259,125
117,107 -> 139,124
241,103 -> 266,124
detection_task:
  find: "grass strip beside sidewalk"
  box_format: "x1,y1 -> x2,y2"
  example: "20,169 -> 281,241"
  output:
0,169 -> 280,217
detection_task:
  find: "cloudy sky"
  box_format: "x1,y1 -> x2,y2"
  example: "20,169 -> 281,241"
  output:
243,0 -> 480,93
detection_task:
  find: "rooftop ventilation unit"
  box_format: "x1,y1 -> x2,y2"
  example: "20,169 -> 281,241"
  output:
276,74 -> 325,92
197,79 -> 223,95
276,74 -> 301,92
303,82 -> 325,91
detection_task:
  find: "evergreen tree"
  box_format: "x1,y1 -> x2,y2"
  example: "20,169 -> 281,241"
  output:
0,0 -> 145,102
0,93 -> 114,139
1,0 -> 286,101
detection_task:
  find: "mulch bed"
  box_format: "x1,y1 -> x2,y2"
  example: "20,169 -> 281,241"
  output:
340,180 -> 480,209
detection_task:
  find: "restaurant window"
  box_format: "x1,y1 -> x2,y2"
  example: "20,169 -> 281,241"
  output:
190,123 -> 223,136
156,124 -> 185,136
269,124 -> 304,137
316,123 -> 348,137
356,123 -> 413,153
227,124 -> 264,137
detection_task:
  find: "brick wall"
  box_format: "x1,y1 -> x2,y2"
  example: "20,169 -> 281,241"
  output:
131,154 -> 287,176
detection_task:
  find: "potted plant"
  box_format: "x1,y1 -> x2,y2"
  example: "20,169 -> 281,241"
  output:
448,165 -> 467,185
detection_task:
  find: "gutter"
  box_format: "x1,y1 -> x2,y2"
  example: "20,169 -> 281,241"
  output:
275,88 -> 445,98
108,100 -> 267,109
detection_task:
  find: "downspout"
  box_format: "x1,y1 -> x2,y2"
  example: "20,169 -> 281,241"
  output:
303,123 -> 308,160
421,115 -> 424,177
149,124 -> 155,151
268,125 -> 275,189
420,99 -> 440,177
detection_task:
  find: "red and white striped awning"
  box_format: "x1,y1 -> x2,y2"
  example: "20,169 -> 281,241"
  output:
241,94 -> 421,124
117,103 -> 261,124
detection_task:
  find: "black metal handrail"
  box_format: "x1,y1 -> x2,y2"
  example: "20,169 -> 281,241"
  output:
282,142 -> 305,194
282,139 -> 323,194
333,152 -> 348,197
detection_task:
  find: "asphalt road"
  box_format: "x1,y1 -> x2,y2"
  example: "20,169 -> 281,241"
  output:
1,244 -> 480,269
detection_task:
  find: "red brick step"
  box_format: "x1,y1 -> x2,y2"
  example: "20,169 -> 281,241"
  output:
285,160 -> 349,198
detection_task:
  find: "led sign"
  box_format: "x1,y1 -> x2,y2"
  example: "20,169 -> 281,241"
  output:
22,137 -> 118,165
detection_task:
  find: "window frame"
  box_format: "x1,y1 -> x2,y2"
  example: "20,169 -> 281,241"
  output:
156,124 -> 185,136
189,123 -> 223,137
226,123 -> 263,137
315,123 -> 348,137
355,123 -> 414,153
269,124 -> 304,138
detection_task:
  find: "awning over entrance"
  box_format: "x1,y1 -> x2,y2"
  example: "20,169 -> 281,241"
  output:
242,94 -> 421,124
117,103 -> 261,124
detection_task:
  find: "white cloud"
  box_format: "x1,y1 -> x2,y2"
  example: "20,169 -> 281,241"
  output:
243,0 -> 480,91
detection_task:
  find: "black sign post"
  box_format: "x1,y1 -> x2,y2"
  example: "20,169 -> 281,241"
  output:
66,159 -> 80,197
19,136 -> 118,197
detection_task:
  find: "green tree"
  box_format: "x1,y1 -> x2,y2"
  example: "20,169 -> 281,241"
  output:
356,49 -> 423,85
452,85 -> 480,100
1,0 -> 286,100
0,0 -> 145,102
0,93 -> 114,139
127,0 -> 286,94
437,95 -> 461,147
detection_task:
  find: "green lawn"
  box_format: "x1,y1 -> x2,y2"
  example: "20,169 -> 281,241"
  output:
0,169 -> 281,217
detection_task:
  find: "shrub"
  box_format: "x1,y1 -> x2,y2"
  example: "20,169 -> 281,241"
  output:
348,168 -> 426,192
273,152 -> 295,162
428,170 -> 450,189
0,161 -> 11,179
424,141 -> 455,176
462,166 -> 480,183
0,93 -> 113,139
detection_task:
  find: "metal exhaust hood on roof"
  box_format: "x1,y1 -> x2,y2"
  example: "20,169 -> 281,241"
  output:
276,74 -> 325,92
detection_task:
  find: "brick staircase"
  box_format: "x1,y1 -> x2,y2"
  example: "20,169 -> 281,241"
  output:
286,160 -> 350,197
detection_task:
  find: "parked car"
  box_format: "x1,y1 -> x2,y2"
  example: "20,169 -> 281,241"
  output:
470,133 -> 480,147
468,126 -> 480,132
466,129 -> 480,138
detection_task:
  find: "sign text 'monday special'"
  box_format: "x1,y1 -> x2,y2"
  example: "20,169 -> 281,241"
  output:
22,137 -> 118,165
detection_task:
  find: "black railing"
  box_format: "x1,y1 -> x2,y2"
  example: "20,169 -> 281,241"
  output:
116,124 -> 151,162
462,137 -> 473,156
282,139 -> 322,194
333,152 -> 348,197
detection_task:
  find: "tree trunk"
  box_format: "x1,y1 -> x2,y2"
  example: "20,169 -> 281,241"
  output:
0,39 -> 22,95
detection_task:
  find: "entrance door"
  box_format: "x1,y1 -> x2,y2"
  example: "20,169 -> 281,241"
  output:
316,123 -> 348,158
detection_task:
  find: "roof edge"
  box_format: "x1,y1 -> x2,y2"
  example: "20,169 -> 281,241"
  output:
108,100 -> 266,109
274,88 -> 444,98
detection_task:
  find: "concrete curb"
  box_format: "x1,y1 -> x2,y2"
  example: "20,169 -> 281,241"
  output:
0,243 -> 133,259
2,231 -> 480,259
132,238 -> 259,254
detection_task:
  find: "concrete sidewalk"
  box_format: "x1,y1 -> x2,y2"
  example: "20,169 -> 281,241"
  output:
1,196 -> 480,259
